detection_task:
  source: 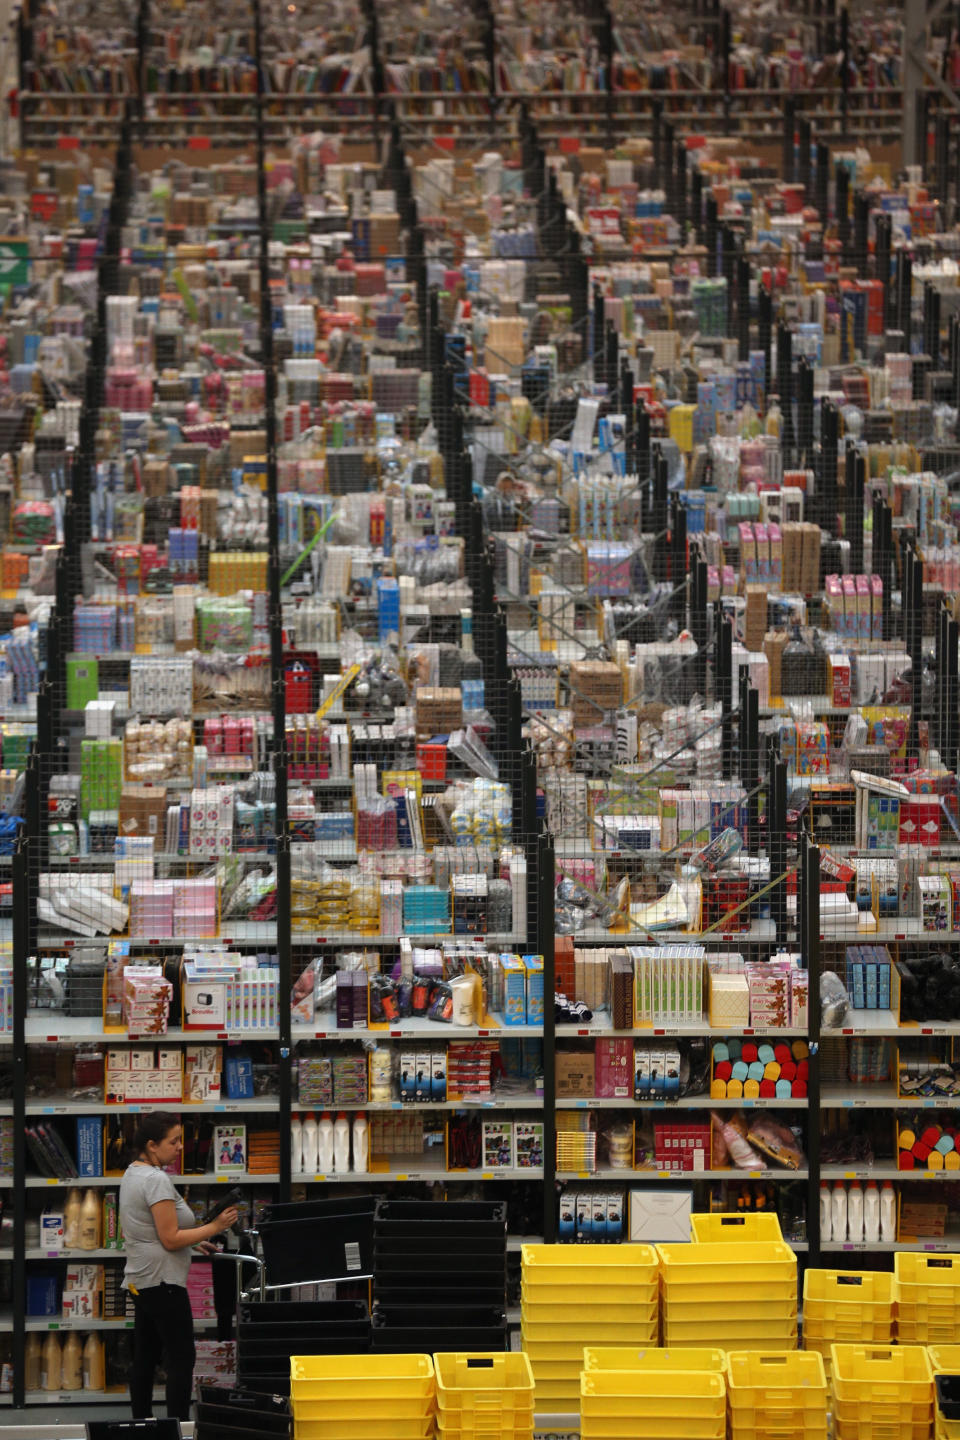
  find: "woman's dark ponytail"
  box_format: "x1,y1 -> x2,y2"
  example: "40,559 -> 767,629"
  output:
127,1111 -> 180,1163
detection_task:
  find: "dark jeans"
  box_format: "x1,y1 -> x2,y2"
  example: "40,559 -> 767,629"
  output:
130,1282 -> 196,1421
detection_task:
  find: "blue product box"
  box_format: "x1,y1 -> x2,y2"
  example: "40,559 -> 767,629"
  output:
225,1054 -> 254,1100
499,956 -> 527,1026
26,1273 -> 60,1317
76,1115 -> 103,1177
522,954 -> 544,1026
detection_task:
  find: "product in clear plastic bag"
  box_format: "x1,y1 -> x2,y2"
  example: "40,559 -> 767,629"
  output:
820,969 -> 850,1029
690,826 -> 743,872
746,1115 -> 806,1170
722,1113 -> 764,1169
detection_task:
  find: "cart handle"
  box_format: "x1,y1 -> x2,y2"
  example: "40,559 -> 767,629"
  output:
211,1250 -> 268,1302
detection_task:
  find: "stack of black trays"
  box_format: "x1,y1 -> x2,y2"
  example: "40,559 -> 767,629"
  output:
372,1198 -> 507,1353
195,1386 -> 291,1440
236,1298 -> 371,1396
255,1195 -> 377,1289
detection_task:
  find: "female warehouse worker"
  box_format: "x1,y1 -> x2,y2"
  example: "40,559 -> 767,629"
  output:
120,1112 -> 239,1420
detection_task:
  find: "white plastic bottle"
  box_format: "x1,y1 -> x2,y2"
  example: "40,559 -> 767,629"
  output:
847,1181 -> 863,1245
864,1181 -> 880,1244
333,1113 -> 351,1173
819,1182 -> 832,1243
290,1117 -> 303,1175
352,1114 -> 368,1174
317,1113 -> 334,1174
301,1112 -> 319,1175
832,1181 -> 848,1243
880,1180 -> 897,1242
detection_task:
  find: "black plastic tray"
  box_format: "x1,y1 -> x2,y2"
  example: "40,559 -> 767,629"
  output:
240,1337 -> 371,1361
258,1209 -> 374,1287
374,1198 -> 506,1234
937,1374 -> 960,1419
238,1299 -> 368,1327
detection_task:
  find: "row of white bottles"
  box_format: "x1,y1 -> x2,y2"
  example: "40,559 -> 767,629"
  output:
819,1180 -> 896,1244
26,1333 -> 104,1392
63,1188 -> 102,1250
291,1113 -> 368,1175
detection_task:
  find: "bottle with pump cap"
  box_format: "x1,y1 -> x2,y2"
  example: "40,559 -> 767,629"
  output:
880,1180 -> 896,1242
819,1182 -> 832,1243
41,1333 -> 62,1391
79,1189 -> 100,1250
317,1113 -> 334,1174
864,1181 -> 880,1244
301,1112 -> 319,1174
832,1181 -> 848,1243
847,1181 -> 863,1245
83,1333 -> 105,1391
61,1333 -> 83,1391
333,1113 -> 351,1173
291,1116 -> 303,1175
24,1334 -> 42,1391
352,1114 -> 368,1174
64,1188 -> 82,1248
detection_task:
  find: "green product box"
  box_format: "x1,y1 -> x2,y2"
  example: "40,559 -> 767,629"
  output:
66,655 -> 99,711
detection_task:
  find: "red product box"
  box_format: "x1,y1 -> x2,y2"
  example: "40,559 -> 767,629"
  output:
416,742 -> 447,782
899,795 -> 941,847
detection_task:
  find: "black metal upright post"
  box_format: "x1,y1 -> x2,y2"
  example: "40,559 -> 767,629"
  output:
691,162 -> 703,245
670,496 -> 687,628
652,447 -> 669,582
797,357 -> 815,463
538,829 -> 556,1242
936,109 -> 951,208
636,399 -> 651,528
777,323 -> 796,456
767,743 -> 788,945
853,191 -> 869,276
820,398 -> 839,537
737,254 -> 750,362
705,194 -> 718,277
803,835 -> 822,1263
758,286 -> 773,403
783,95 -> 797,183
717,606 -> 734,778
835,162 -> 850,262
875,214 -> 892,329
896,250 -> 913,351
815,141 -> 829,228
738,671 -> 759,851
798,115 -> 812,203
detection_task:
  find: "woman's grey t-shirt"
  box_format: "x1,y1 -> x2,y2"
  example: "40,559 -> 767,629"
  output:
119,1163 -> 196,1290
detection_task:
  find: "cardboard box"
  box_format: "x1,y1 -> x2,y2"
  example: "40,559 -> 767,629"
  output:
629,1188 -> 693,1242
119,785 -> 168,840
555,1051 -> 595,1098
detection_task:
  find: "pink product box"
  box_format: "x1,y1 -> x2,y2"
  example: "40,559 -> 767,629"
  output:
739,523 -> 758,580
595,1038 -> 633,1098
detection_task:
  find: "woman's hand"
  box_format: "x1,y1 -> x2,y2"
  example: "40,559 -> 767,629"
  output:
195,1240 -> 219,1255
211,1206 -> 239,1234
